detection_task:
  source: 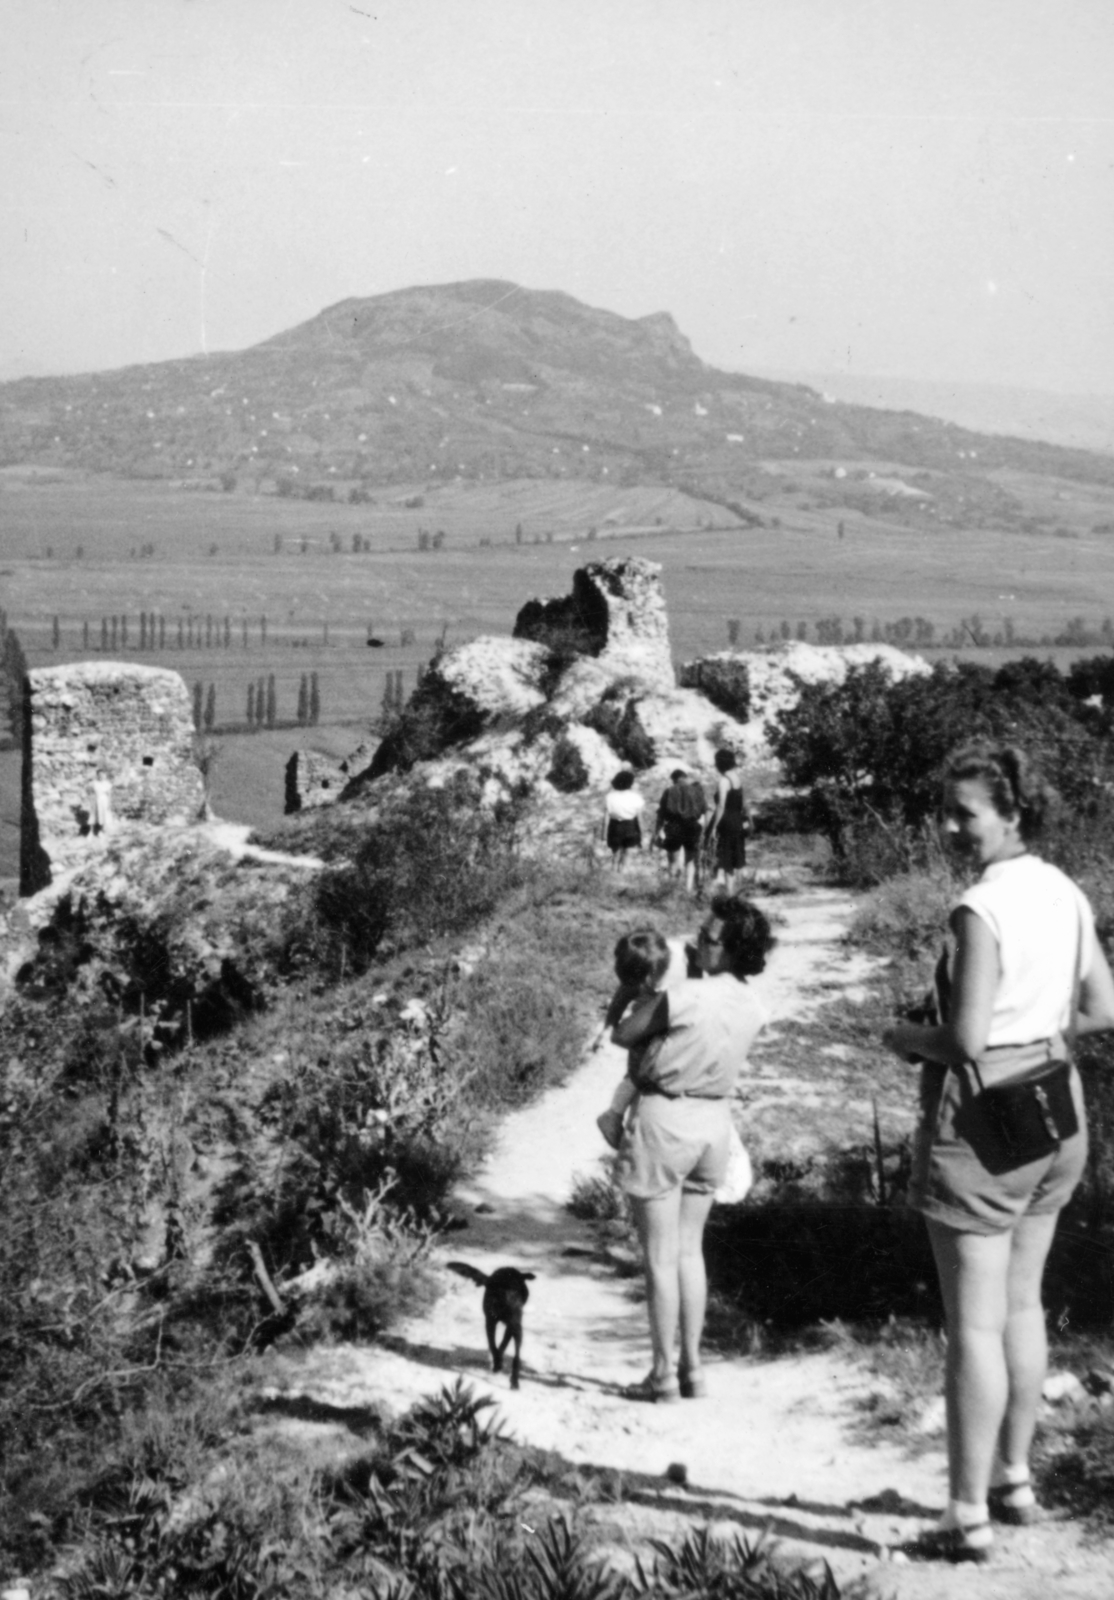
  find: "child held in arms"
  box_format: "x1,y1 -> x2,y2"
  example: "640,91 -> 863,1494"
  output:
595,930 -> 691,1149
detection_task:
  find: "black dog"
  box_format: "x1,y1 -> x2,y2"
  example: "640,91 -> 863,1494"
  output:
447,1262 -> 536,1389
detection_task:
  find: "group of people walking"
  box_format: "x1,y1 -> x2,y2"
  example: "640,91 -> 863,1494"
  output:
602,748 -> 751,892
595,739 -> 1114,1566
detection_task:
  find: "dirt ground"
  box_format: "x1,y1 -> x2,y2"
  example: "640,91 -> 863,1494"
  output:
259,873 -> 1114,1598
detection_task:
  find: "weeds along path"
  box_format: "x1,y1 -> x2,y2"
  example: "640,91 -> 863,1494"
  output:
261,873 -> 1112,1598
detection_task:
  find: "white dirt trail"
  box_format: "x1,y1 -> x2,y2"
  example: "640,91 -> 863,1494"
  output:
262,883 -> 1112,1598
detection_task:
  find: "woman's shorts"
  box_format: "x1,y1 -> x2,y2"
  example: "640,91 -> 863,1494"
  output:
616,1093 -> 730,1201
716,826 -> 746,872
909,1060 -> 1088,1235
607,818 -> 641,851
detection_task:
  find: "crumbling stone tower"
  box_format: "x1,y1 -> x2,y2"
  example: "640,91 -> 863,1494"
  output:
21,662 -> 205,894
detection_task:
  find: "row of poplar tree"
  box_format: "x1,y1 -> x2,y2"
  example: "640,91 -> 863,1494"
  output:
190,673 -> 322,732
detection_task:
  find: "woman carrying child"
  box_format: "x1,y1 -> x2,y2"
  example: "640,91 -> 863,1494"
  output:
605,895 -> 774,1402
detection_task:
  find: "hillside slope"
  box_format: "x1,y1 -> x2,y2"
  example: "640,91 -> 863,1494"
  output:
2,280 -> 1113,498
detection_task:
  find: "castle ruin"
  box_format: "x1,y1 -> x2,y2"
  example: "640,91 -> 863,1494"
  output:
21,662 -> 205,894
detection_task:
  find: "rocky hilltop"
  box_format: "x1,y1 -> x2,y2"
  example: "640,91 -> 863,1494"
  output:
2,279 -> 1112,495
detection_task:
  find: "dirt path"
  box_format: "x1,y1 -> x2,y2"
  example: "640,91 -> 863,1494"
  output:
261,881 -> 1113,1598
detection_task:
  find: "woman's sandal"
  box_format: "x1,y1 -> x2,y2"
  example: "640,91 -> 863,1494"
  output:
678,1367 -> 708,1399
621,1372 -> 681,1404
903,1524 -> 993,1565
988,1481 -> 1066,1526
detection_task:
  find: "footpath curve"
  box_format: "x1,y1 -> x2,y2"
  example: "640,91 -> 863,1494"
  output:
262,883 -> 1112,1599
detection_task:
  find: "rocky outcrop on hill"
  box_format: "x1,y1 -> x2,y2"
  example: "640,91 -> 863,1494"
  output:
513,556 -> 674,689
680,641 -> 932,777
326,557 -> 932,859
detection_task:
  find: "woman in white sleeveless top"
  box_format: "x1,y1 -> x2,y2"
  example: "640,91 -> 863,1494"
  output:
883,742 -> 1114,1562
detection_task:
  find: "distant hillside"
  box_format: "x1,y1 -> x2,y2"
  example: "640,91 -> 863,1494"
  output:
760,371 -> 1114,456
1,279 -> 1113,502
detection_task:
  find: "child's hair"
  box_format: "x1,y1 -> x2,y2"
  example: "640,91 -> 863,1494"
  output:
613,929 -> 670,989
611,768 -> 635,791
708,893 -> 775,977
942,741 -> 1056,841
714,748 -> 737,774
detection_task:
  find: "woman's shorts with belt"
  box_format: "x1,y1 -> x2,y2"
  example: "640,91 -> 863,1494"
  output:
909,1040 -> 1088,1235
616,1089 -> 730,1200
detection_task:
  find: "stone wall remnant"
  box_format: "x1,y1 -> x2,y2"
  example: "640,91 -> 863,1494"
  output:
21,661 -> 205,894
513,557 -> 674,690
285,740 -> 377,813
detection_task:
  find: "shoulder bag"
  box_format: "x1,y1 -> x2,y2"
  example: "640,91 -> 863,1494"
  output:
965,902 -> 1083,1173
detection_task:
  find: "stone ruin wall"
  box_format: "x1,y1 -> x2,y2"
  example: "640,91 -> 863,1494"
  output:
513,556 -> 674,687
284,741 -> 376,813
21,662 -> 205,894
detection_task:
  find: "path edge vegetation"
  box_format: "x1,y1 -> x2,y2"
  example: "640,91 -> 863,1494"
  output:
5,649 -> 1114,1588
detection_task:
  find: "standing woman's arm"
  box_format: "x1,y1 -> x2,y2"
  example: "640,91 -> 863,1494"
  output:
882,908 -> 999,1066
1077,939 -> 1114,1035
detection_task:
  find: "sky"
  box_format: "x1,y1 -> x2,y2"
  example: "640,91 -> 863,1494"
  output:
4,0 -> 1114,394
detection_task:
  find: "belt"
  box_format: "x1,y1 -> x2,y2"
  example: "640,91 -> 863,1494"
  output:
640,1085 -> 726,1101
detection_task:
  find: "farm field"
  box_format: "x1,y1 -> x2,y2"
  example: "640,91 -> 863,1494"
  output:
4,468 -> 1114,885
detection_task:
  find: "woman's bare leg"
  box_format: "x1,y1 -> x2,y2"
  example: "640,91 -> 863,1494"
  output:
927,1220 -> 1013,1505
677,1188 -> 716,1375
998,1210 -> 1060,1473
632,1191 -> 681,1381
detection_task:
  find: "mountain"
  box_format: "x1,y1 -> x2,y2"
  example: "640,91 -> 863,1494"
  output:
1,279 -> 1112,497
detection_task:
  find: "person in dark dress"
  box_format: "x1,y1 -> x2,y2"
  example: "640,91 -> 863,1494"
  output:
706,749 -> 749,894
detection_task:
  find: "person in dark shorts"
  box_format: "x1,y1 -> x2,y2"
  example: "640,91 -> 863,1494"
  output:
655,766 -> 707,892
602,768 -> 644,870
706,749 -> 749,893
882,742 -> 1114,1564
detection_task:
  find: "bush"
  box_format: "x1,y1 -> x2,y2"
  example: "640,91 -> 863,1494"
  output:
770,657 -> 1114,867
678,657 -> 751,722
367,672 -> 487,778
302,775 -> 526,974
583,689 -> 656,770
548,733 -> 589,792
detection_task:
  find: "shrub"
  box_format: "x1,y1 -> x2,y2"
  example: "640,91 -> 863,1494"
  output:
583,690 -> 656,770
548,733 -> 589,792
368,673 -> 487,777
770,657 -> 1114,867
678,657 -> 751,723
302,775 -> 526,974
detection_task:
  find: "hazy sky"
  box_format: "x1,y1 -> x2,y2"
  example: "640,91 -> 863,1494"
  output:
5,0 -> 1114,392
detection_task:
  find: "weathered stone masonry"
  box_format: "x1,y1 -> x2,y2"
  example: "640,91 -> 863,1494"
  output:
21,662 -> 205,894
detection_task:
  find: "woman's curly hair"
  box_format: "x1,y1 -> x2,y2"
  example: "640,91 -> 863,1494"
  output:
708,894 -> 776,977
943,741 -> 1059,841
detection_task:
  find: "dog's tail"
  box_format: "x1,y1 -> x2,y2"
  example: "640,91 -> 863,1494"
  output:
446,1260 -> 489,1288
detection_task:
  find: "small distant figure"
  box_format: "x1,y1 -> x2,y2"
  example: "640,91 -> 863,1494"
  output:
603,769 -> 645,870
655,766 -> 707,893
90,768 -> 115,837
838,520 -> 845,540
706,749 -> 750,894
